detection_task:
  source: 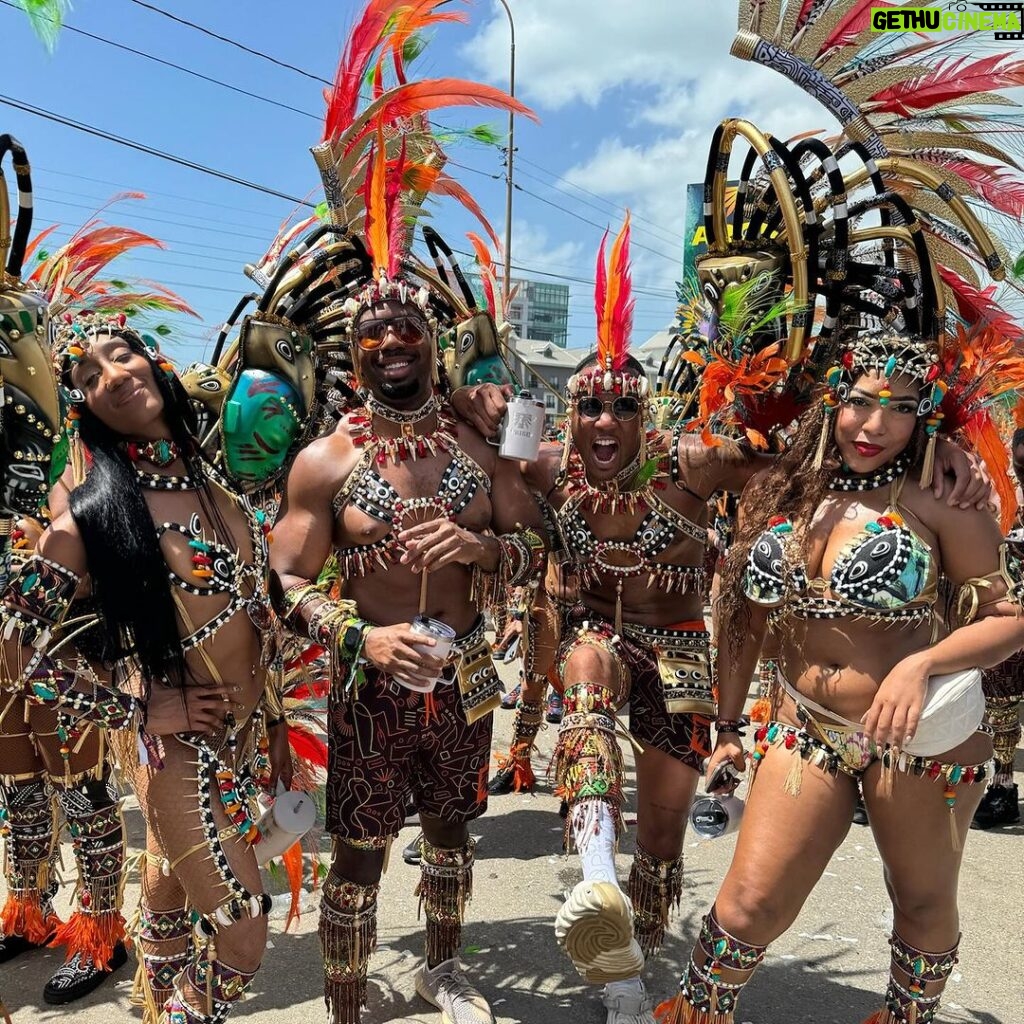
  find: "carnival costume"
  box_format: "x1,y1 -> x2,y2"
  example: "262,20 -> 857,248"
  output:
0,152 -> 199,1004
258,5 -> 540,1023
655,4 -> 1024,1023
498,215 -> 714,1024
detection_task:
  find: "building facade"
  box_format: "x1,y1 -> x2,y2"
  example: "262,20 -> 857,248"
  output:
467,274 -> 570,348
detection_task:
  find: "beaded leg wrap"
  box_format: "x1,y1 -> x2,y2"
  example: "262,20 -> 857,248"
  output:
133,904 -> 192,1024
862,932 -> 960,1024
493,694 -> 544,792
416,838 -> 475,969
552,683 -> 624,852
319,870 -> 380,1024
628,842 -> 683,959
50,777 -> 127,966
0,779 -> 59,944
165,957 -> 257,1024
656,906 -> 767,1024
985,696 -> 1021,786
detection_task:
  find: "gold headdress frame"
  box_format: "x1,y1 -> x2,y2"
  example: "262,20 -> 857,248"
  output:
705,119 -> 810,362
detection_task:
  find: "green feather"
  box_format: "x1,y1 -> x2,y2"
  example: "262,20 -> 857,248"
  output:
14,0 -> 70,53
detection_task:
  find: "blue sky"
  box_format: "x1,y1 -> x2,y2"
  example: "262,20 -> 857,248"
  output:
0,0 -> 831,365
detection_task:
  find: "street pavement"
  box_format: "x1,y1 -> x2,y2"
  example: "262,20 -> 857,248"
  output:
2,656 -> 1022,1024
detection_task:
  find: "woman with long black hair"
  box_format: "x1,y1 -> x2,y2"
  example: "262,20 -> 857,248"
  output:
0,311 -> 286,1024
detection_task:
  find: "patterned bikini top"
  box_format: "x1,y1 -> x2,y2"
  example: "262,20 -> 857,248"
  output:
744,476 -> 938,625
555,442 -> 708,596
330,443 -> 492,579
145,464 -> 274,651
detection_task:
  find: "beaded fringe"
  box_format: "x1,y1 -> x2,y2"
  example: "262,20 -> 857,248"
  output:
552,685 -> 624,852
628,846 -> 683,958
654,992 -> 734,1024
319,878 -> 379,1024
416,839 -> 474,968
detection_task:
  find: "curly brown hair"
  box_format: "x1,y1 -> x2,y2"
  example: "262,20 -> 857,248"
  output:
715,385 -> 927,661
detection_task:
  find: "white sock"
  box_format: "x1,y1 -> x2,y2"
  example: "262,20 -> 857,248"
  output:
574,800 -> 619,886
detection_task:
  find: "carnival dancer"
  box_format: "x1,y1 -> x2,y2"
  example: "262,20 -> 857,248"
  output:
0,190 -> 200,1005
271,285 -> 547,1024
973,427 -> 1024,828
1,312 -> 289,1024
655,318 -> 1024,1023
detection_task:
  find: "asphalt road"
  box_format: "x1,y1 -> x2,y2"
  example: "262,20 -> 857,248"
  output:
3,657 -> 1022,1024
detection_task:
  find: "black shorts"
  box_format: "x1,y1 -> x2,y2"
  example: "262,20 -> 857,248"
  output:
325,666 -> 492,840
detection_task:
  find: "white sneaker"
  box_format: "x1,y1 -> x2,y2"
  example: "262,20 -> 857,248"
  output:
554,880 -> 646,984
415,957 -> 495,1024
602,978 -> 655,1024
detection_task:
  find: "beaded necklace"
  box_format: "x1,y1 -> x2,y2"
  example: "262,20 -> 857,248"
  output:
348,400 -> 458,467
829,451 -> 912,492
125,438 -> 180,468
563,429 -> 668,516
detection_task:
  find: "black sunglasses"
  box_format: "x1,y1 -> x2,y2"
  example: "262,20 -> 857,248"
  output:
354,315 -> 430,350
575,395 -> 641,422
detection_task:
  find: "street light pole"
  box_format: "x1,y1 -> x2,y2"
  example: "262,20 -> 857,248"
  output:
496,0 -> 515,301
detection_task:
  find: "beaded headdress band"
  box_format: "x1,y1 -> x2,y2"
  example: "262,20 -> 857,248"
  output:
816,332 -> 949,484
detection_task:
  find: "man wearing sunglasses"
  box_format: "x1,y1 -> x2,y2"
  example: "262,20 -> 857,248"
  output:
456,349 -> 994,1024
271,294 -> 547,1024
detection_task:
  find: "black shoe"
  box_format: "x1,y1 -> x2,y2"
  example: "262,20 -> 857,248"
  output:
488,764 -> 519,796
403,831 -> 424,865
43,941 -> 128,1005
545,691 -> 564,724
0,930 -> 54,964
852,796 -> 868,826
971,783 -> 1020,830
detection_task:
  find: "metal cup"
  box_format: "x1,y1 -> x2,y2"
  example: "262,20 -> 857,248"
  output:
488,390 -> 545,462
394,615 -> 457,693
689,793 -> 745,839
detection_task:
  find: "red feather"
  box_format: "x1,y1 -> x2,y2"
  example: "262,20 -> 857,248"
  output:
287,723 -> 328,770
466,232 -> 498,316
344,78 -> 536,154
868,53 -> 1024,116
280,840 -> 304,932
609,218 -> 634,369
322,0 -> 410,141
433,172 -> 501,250
918,156 -> 1024,220
21,223 -> 60,265
937,267 -> 1022,340
823,0 -> 894,52
594,228 -> 609,362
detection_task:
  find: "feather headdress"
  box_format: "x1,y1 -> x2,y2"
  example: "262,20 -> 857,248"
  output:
567,213 -> 646,398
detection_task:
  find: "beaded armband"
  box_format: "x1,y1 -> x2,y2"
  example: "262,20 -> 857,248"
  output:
2,555 -> 80,649
0,558 -> 143,728
497,527 -> 547,588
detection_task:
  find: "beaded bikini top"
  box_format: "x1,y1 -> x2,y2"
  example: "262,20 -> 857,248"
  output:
139,462 -> 274,651
744,476 -> 938,625
330,409 -> 491,580
555,431 -> 707,597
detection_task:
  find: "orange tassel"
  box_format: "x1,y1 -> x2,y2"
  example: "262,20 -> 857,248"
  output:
423,691 -> 438,726
1,893 -> 60,945
749,697 -> 772,723
654,993 -> 691,1024
281,840 -> 305,932
49,910 -> 128,967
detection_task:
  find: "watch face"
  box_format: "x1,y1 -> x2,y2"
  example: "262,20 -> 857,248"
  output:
343,625 -> 363,653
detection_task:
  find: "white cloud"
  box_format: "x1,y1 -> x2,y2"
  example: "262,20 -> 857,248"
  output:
465,0 -> 722,109
509,217 -> 586,273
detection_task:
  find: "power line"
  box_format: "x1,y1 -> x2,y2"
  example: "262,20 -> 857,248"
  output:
0,0 -> 319,122
116,2 -> 681,253
126,0 -> 332,85
0,93 -> 314,207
